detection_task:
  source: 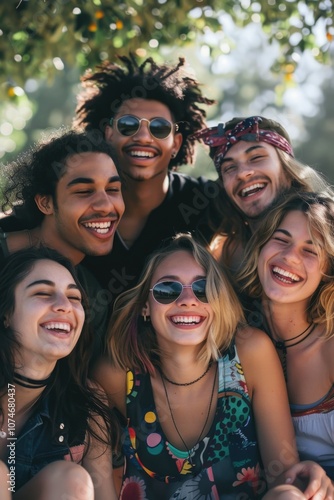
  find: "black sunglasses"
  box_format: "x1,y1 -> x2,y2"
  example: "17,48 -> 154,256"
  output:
149,279 -> 208,304
110,114 -> 179,140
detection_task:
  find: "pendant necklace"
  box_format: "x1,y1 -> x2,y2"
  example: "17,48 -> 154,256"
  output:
160,363 -> 217,466
272,323 -> 316,381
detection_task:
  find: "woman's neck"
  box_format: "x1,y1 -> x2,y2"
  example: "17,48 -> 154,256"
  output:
158,349 -> 210,386
262,299 -> 310,340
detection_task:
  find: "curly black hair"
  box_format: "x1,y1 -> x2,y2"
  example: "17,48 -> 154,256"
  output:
2,129 -> 119,226
74,53 -> 214,168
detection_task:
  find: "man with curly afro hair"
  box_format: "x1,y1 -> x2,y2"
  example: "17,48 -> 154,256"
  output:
74,53 -> 220,308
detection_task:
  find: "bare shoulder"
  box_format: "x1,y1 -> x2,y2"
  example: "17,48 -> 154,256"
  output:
235,326 -> 285,399
235,325 -> 276,357
92,356 -> 127,412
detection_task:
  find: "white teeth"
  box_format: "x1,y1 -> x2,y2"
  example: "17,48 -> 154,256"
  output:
44,322 -> 71,332
84,222 -> 111,234
129,151 -> 154,158
272,266 -> 301,282
171,316 -> 201,324
241,183 -> 265,196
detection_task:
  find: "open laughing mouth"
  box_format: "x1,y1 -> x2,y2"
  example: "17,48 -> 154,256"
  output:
41,321 -> 72,334
128,150 -> 156,159
82,221 -> 114,235
239,183 -> 266,198
170,315 -> 203,326
271,266 -> 302,284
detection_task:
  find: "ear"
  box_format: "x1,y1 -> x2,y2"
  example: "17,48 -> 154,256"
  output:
172,131 -> 183,157
4,314 -> 9,328
34,194 -> 54,215
105,125 -> 113,142
141,302 -> 150,318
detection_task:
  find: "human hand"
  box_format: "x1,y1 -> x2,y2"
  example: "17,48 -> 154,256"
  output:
263,484 -> 306,499
284,461 -> 333,500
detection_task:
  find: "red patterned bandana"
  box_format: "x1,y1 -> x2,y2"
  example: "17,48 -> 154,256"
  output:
194,116 -> 294,172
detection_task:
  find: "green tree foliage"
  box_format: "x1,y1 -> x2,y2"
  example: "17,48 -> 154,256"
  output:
0,0 -> 333,100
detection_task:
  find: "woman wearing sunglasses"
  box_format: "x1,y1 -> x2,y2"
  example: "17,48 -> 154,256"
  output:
95,233 -> 331,499
0,248 -> 118,499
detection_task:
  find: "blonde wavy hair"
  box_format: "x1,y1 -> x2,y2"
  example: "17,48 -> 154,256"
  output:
108,233 -> 245,373
238,192 -> 334,339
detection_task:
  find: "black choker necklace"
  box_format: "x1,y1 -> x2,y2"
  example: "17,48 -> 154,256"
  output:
160,361 -> 213,386
13,372 -> 53,389
272,323 -> 316,381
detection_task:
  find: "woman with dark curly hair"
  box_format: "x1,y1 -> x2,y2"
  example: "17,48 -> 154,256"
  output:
0,247 -> 118,499
74,54 -> 220,306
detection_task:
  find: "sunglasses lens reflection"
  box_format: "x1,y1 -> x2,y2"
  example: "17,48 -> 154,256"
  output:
116,115 -> 173,139
152,280 -> 207,304
153,281 -> 183,304
149,118 -> 172,139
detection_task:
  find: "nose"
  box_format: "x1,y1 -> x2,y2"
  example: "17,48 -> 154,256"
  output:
132,119 -> 153,142
175,285 -> 198,306
237,163 -> 255,180
283,245 -> 302,264
52,293 -> 72,313
91,190 -> 116,214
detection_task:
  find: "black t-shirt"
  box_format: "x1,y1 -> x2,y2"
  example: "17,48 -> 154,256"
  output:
83,172 -> 220,313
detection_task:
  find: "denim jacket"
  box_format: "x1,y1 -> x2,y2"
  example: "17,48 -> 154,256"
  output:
7,395 -> 86,492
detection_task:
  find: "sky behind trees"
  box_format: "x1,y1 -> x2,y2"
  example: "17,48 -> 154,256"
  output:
0,0 -> 333,180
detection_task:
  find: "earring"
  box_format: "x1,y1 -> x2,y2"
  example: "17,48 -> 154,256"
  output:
143,313 -> 151,323
171,152 -> 177,159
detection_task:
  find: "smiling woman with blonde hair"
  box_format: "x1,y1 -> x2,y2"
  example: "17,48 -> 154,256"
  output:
95,233 -> 332,499
238,191 -> 334,480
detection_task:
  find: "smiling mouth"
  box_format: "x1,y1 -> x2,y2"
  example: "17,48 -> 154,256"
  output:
240,183 -> 266,197
272,266 -> 302,284
128,150 -> 156,158
42,322 -> 72,333
83,221 -> 113,234
170,315 -> 202,325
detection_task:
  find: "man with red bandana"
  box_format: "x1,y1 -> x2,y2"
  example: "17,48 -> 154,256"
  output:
74,54 -> 219,310
195,116 -> 332,271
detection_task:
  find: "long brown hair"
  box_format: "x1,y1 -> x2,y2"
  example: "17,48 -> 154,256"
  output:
238,192 -> 334,339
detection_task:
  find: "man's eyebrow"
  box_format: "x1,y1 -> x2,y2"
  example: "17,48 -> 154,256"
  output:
221,145 -> 265,163
66,175 -> 121,187
274,228 -> 313,244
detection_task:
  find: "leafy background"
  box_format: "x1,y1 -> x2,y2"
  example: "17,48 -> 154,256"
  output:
0,0 -> 333,183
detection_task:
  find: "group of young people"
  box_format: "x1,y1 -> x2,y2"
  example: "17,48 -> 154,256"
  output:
0,53 -> 333,499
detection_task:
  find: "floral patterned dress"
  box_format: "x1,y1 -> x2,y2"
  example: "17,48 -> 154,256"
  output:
120,343 -> 266,499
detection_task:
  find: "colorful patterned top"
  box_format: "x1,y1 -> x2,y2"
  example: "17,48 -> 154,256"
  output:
120,343 -> 266,499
